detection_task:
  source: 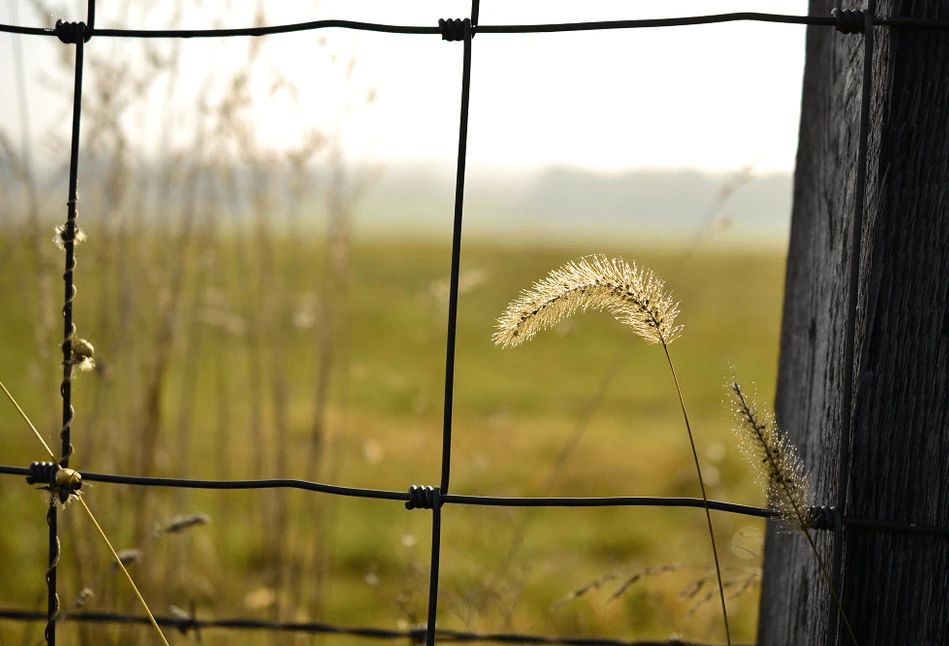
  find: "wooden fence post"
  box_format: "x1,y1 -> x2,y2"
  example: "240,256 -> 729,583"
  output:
757,1 -> 949,643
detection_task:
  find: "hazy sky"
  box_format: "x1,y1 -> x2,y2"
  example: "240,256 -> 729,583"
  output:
1,1 -> 809,174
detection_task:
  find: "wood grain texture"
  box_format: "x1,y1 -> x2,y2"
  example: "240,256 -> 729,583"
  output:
758,0 -> 949,646
758,1 -> 949,644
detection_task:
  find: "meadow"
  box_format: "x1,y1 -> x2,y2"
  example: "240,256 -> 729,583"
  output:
0,228 -> 787,645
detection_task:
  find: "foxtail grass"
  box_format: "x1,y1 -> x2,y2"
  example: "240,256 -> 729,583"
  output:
728,380 -> 857,646
495,255 -> 731,645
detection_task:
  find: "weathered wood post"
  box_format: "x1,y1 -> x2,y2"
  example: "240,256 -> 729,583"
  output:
758,1 -> 949,643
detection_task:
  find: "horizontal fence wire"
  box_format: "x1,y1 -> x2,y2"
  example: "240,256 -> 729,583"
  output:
3,11 -> 949,39
0,609 -> 756,646
3,6 -> 949,646
2,466 -> 948,536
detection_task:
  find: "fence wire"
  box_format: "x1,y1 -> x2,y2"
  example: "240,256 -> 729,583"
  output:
1,4 -> 948,646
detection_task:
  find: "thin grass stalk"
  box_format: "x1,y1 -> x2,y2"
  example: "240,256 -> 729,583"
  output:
4,1 -> 57,411
168,197 -> 216,602
274,142 -> 329,643
661,344 -> 730,645
303,141 -> 354,621
234,175 -> 266,483
133,156 -> 202,547
251,162 -> 293,629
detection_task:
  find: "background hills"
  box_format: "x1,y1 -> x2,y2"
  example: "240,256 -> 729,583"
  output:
1,161 -> 792,247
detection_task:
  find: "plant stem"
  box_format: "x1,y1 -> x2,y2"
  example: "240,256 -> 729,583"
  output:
660,343 -> 731,646
801,526 -> 859,645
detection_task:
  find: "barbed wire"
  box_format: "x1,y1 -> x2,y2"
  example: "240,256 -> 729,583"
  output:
3,5 -> 949,646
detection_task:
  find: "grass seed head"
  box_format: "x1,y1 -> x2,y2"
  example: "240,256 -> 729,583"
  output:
165,512 -> 211,534
115,548 -> 142,566
76,587 -> 95,607
494,255 -> 682,348
728,380 -> 810,531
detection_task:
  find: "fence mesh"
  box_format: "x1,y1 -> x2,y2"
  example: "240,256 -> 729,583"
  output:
1,4 -> 948,645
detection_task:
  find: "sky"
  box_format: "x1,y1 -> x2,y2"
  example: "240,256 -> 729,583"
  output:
0,0 -> 809,175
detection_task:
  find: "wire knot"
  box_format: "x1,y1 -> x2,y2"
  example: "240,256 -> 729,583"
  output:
831,9 -> 866,34
808,505 -> 839,531
55,20 -> 91,43
27,461 -> 82,504
438,18 -> 470,42
408,624 -> 428,644
405,485 -> 441,510
170,602 -> 201,639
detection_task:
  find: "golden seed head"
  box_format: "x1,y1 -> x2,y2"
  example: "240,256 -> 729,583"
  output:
494,255 -> 682,348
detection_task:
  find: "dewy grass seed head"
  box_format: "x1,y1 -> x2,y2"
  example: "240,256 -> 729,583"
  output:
493,254 -> 682,348
728,380 -> 810,531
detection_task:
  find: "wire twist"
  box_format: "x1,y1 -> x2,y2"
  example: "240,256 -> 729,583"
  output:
27,461 -> 83,505
832,8 -> 866,34
809,505 -> 840,531
438,18 -> 469,41
44,504 -> 61,643
169,602 -> 201,639
54,20 -> 91,43
58,202 -> 81,468
405,485 -> 441,510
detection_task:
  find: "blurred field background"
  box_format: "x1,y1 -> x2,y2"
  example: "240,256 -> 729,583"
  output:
0,1 -> 802,644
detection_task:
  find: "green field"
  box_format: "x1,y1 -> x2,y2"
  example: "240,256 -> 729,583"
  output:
0,231 -> 786,645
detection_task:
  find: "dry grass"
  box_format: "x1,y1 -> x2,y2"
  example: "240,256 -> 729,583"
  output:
0,3 -> 790,643
0,236 -> 785,645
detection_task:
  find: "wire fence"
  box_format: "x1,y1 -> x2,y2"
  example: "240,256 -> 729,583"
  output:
1,3 -> 949,645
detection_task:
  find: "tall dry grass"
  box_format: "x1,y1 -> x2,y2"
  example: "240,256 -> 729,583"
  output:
1,3 -> 377,644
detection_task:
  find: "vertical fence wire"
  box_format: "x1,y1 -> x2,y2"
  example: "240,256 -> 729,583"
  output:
429,14 -> 475,645
423,488 -> 444,646
50,9 -> 92,645
831,4 -> 875,646
439,17 -> 474,497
